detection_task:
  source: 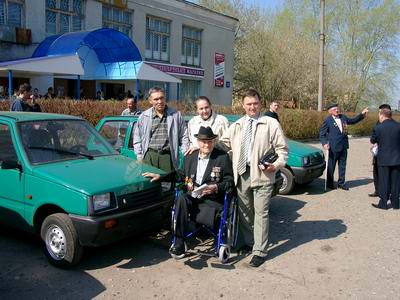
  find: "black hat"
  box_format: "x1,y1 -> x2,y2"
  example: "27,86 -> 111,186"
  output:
326,103 -> 338,110
194,126 -> 218,140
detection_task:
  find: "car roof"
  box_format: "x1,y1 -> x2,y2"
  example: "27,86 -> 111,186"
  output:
0,112 -> 83,122
101,115 -> 140,121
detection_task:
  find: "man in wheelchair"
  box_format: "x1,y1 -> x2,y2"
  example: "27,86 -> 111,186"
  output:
143,126 -> 234,259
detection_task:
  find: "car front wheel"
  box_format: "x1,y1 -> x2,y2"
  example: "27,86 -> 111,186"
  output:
279,167 -> 295,195
41,213 -> 83,268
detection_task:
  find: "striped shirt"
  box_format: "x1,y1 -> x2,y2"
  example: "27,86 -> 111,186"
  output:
148,109 -> 169,152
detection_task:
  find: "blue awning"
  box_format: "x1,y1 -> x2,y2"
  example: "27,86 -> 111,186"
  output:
32,28 -> 142,63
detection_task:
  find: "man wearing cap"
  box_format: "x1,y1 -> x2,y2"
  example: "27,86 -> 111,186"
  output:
320,103 -> 368,190
143,126 -> 234,259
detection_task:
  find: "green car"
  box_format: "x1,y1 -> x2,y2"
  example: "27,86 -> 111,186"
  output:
0,112 -> 170,268
223,115 -> 325,194
96,115 -> 283,196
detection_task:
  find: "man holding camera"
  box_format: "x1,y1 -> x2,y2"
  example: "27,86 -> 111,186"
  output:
220,89 -> 288,267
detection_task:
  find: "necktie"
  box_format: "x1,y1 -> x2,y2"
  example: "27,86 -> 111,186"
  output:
238,119 -> 253,176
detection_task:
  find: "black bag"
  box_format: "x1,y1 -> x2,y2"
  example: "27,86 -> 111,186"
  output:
259,148 -> 278,166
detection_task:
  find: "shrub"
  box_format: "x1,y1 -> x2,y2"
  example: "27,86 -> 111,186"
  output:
1,99 -> 398,140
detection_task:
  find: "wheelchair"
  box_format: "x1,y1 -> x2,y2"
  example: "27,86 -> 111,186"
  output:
170,189 -> 238,263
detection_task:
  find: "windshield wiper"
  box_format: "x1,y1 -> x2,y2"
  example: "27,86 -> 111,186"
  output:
28,146 -> 94,160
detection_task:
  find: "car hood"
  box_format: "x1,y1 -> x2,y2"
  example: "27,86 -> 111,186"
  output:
31,155 -> 165,196
287,139 -> 322,157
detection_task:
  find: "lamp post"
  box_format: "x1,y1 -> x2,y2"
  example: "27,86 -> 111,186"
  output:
317,0 -> 325,111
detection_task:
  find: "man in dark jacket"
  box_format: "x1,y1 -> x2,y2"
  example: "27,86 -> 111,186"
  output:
320,103 -> 368,190
369,104 -> 392,197
10,83 -> 32,112
264,101 -> 280,123
143,126 -> 234,259
370,108 -> 400,210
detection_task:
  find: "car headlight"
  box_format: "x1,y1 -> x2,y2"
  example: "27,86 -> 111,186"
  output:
303,156 -> 310,166
92,193 -> 111,211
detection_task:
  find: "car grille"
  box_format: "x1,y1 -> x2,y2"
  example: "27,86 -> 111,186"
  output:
117,187 -> 162,212
309,152 -> 324,166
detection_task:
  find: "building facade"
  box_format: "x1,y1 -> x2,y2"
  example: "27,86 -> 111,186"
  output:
0,0 -> 238,105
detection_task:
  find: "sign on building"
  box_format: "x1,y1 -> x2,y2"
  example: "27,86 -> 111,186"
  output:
214,53 -> 225,88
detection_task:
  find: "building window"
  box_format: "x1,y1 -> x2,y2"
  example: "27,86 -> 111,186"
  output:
102,4 -> 132,37
180,79 -> 200,102
45,0 -> 84,35
0,0 -> 24,27
145,16 -> 170,62
181,26 -> 201,67
144,81 -> 170,101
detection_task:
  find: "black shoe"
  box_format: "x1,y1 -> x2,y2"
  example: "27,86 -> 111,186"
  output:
248,255 -> 265,268
371,203 -> 388,210
338,185 -> 349,191
237,245 -> 253,255
169,242 -> 186,259
368,192 -> 379,197
326,184 -> 336,190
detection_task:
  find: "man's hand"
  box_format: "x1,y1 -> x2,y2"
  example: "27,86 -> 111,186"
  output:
362,107 -> 369,116
201,184 -> 218,196
323,144 -> 330,151
264,163 -> 276,173
184,147 -> 198,156
142,172 -> 161,182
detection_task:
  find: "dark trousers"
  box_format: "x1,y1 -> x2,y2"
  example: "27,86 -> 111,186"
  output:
327,148 -> 347,187
373,157 -> 379,193
173,193 -> 221,244
377,166 -> 400,209
144,149 -> 173,173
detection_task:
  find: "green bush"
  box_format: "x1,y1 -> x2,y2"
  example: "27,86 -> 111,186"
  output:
1,99 -> 398,140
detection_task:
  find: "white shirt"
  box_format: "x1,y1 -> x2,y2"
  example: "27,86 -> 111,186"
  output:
188,112 -> 229,148
245,114 -> 259,164
333,116 -> 343,132
196,153 -> 210,185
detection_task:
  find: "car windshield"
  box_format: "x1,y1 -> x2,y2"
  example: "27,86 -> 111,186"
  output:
19,119 -> 118,164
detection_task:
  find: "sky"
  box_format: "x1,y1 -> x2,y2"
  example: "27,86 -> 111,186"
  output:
242,0 -> 283,9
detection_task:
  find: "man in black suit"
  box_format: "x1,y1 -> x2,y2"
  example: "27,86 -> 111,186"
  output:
143,126 -> 234,259
369,104 -> 392,197
320,103 -> 368,190
370,108 -> 400,210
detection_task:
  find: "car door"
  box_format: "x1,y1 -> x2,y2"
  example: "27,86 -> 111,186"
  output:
97,119 -> 137,159
0,122 -> 26,228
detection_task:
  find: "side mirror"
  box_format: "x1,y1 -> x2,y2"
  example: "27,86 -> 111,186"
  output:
1,160 -> 22,171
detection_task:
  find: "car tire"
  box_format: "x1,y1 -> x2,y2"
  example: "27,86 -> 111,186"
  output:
279,167 -> 294,195
40,213 -> 83,268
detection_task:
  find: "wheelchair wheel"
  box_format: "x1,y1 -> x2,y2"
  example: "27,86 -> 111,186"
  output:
218,245 -> 230,263
227,197 -> 238,247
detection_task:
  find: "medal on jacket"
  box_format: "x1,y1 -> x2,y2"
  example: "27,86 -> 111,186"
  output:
185,176 -> 194,192
211,167 -> 221,182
